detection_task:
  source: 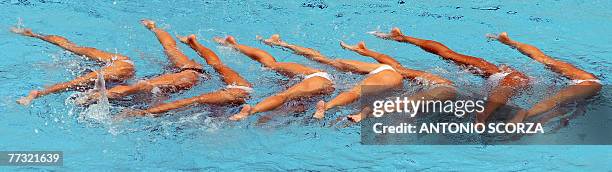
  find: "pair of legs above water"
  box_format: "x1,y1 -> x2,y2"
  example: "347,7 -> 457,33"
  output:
11,27 -> 135,105
77,19 -> 205,106
489,32 -> 601,124
259,34 -> 405,122
371,27 -> 530,124
122,34 -> 253,118
214,36 -> 335,121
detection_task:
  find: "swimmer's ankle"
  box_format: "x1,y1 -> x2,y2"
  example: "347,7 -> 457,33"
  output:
389,27 -> 404,39
225,36 -> 237,45
16,90 -> 39,105
497,32 -> 514,45
177,34 -> 196,44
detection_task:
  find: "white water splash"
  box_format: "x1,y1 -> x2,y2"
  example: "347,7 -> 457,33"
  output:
15,17 -> 24,29
79,71 -> 112,125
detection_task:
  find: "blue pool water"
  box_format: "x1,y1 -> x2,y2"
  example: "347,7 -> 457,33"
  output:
1,0 -> 611,171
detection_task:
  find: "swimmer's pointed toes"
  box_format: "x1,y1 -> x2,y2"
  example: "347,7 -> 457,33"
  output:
176,35 -> 189,43
339,41 -> 351,49
213,36 -> 232,46
368,31 -> 388,39
16,97 -> 32,106
10,27 -> 34,36
140,19 -> 156,29
485,33 -> 499,40
258,34 -> 281,46
486,32 -> 510,41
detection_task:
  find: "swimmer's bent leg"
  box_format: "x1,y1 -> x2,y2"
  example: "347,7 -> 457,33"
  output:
17,62 -> 134,105
476,72 -> 529,123
521,81 -> 601,122
78,70 -> 199,105
230,77 -> 333,120
143,88 -> 250,115
315,70 -> 403,119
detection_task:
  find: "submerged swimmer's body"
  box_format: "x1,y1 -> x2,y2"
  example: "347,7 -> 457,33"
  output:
489,32 -> 602,124
78,19 -> 204,105
124,34 -> 252,117
371,27 -> 530,124
11,27 -> 135,105
215,36 -> 335,121
338,41 -> 457,121
259,34 -> 405,122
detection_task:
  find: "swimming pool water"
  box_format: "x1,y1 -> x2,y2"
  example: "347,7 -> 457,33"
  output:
1,0 -> 611,171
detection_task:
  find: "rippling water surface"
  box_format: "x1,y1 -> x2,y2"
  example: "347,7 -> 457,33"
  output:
1,0 -> 611,171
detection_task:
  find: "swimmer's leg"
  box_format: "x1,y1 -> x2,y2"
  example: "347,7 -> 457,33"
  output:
314,70 -> 403,119
214,36 -> 278,68
17,70 -> 97,105
340,41 -> 455,85
138,89 -> 248,116
76,70 -> 200,105
260,34 -> 386,74
490,32 -> 599,80
490,32 -> 602,121
371,27 -> 501,76
259,34 -> 324,58
369,27 -> 452,54
11,27 -> 129,62
17,62 -> 134,105
476,72 -> 529,124
141,19 -> 200,70
344,85 -> 456,123
215,36 -> 322,77
230,77 -> 333,121
522,82 -> 600,120
178,34 -> 251,87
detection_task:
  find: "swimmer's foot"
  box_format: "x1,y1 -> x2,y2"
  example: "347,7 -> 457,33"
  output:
347,113 -> 364,123
229,105 -> 251,121
369,27 -> 404,40
339,41 -> 368,53
16,90 -> 39,106
10,27 -> 36,37
140,19 -> 156,30
213,36 -> 237,47
177,34 -> 196,44
258,34 -> 283,46
486,32 -> 513,45
313,100 -> 326,119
